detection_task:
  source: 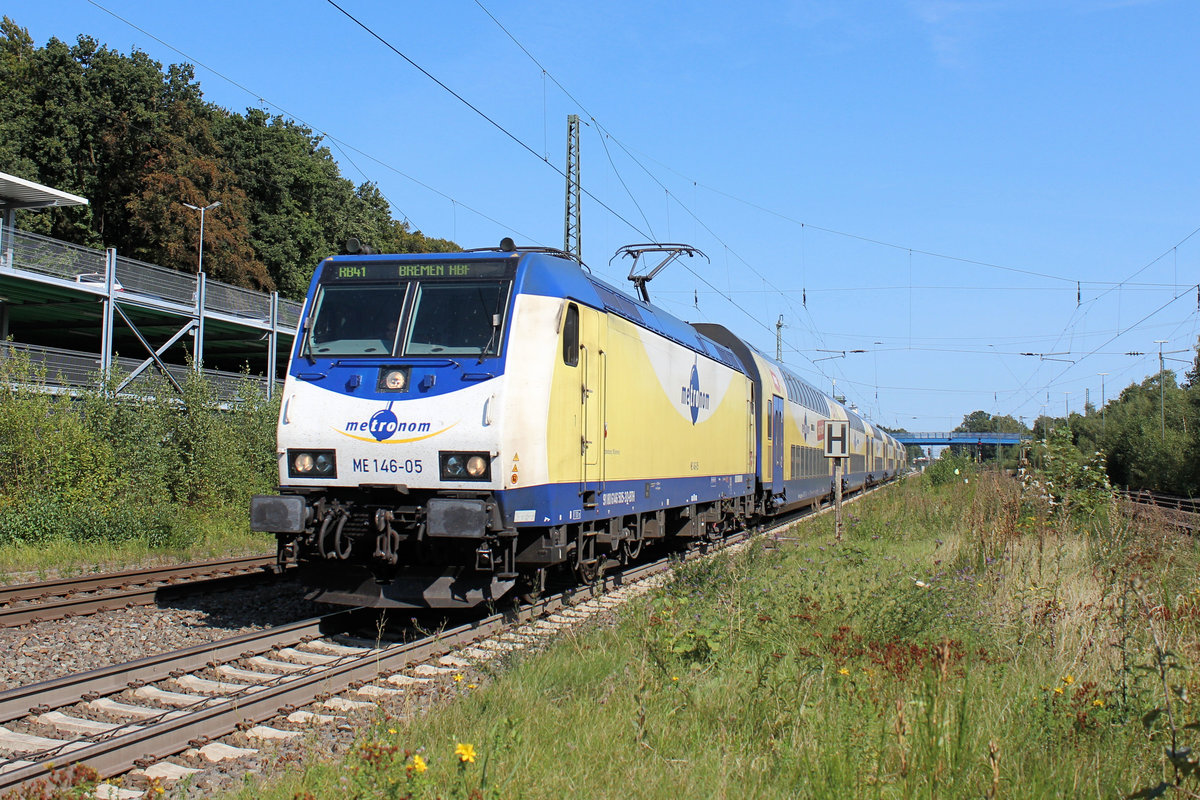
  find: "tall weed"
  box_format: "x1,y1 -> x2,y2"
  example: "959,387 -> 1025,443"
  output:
0,351 -> 277,555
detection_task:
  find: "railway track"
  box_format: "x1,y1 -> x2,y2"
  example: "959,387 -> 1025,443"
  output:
0,555 -> 286,628
1121,489 -> 1200,532
0,550 -> 689,797
0,484 -> 886,796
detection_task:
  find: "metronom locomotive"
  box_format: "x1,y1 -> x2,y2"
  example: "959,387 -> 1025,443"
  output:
250,240 -> 906,608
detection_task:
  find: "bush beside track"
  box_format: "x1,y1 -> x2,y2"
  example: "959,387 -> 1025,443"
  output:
0,352 -> 277,562
217,466 -> 1200,800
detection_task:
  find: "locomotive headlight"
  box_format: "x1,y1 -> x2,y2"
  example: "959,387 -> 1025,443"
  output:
377,367 -> 409,392
443,455 -> 466,478
288,449 -> 337,479
439,451 -> 491,481
381,369 -> 406,391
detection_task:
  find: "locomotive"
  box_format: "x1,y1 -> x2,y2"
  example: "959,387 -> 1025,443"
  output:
250,240 -> 906,608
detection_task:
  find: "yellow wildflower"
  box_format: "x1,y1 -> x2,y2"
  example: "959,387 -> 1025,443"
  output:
455,742 -> 477,764
1053,687 -> 1064,695
671,676 -> 679,682
1061,674 -> 1074,685
453,674 -> 464,683
411,754 -> 428,774
1093,698 -> 1105,708
838,667 -> 850,676
467,683 -> 478,689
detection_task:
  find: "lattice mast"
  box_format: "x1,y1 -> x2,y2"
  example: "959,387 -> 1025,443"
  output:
564,114 -> 581,259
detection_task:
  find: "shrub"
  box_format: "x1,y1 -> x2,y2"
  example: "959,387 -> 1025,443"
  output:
0,352 -> 277,550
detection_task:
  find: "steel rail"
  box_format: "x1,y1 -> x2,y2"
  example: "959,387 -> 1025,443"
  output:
1119,490 -> 1200,533
0,480 -> 889,794
0,556 -> 277,603
1121,489 -> 1200,516
0,542 -> 733,794
0,556 -> 283,629
0,610 -> 359,724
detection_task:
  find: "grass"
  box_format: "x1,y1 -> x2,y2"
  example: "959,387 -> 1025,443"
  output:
0,507 -> 270,582
200,473 -> 1200,798
0,355 -> 279,582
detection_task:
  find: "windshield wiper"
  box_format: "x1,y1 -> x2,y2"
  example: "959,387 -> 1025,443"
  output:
301,328 -> 316,365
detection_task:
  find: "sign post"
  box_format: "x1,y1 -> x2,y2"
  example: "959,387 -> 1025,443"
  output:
824,420 -> 849,541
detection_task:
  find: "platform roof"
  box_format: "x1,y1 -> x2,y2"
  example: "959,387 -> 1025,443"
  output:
0,172 -> 88,211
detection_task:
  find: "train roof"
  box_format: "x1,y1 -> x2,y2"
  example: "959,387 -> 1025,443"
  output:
512,250 -> 745,373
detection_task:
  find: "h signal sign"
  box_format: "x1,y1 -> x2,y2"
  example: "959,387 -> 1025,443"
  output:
824,420 -> 849,458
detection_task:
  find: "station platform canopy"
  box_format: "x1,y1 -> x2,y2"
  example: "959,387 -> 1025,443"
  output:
0,172 -> 89,212
0,172 -> 297,398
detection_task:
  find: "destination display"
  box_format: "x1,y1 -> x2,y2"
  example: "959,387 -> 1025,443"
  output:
322,260 -> 512,282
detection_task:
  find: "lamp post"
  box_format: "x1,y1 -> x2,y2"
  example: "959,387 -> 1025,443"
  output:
1154,340 -> 1169,442
182,200 -> 221,274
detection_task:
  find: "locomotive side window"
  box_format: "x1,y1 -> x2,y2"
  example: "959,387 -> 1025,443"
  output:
304,285 -> 408,356
562,303 -> 579,366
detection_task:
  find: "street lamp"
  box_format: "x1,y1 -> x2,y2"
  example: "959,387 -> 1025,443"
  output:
1155,340 -> 1168,443
182,200 -> 221,274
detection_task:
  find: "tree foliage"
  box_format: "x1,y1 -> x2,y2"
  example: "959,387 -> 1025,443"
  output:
0,18 -> 457,298
951,410 -> 1029,462
1027,336 -> 1200,496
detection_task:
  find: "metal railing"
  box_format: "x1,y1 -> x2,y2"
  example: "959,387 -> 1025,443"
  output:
3,228 -> 106,280
895,432 -> 1032,442
4,228 -> 302,325
0,341 -> 280,402
114,252 -> 195,306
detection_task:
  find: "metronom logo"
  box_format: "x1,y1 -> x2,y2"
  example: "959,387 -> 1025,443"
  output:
346,408 -> 432,442
681,364 -> 710,424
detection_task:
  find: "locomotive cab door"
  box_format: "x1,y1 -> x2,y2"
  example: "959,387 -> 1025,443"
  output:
579,305 -> 606,507
770,395 -> 785,496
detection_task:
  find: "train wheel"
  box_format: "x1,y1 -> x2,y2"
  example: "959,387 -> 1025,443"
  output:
518,568 -> 547,605
621,528 -> 643,562
576,558 -> 599,583
575,532 -> 599,583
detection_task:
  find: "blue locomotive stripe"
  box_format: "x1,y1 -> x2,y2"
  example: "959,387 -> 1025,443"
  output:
496,471 -> 882,528
497,474 -> 753,527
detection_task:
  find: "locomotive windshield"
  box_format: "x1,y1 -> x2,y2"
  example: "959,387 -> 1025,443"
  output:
303,277 -> 511,358
305,285 -> 407,356
404,281 -> 507,356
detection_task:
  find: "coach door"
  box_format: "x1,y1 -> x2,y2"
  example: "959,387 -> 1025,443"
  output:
579,306 -> 606,506
770,395 -> 785,495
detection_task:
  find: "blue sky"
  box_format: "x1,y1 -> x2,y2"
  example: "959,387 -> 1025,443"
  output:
10,0 -> 1200,431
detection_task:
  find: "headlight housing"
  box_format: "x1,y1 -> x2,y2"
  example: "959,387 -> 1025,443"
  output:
440,451 -> 491,481
288,449 -> 337,478
377,367 -> 409,392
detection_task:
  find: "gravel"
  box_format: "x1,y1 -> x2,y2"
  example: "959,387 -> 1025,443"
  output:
0,578 -> 320,691
0,567 -> 676,798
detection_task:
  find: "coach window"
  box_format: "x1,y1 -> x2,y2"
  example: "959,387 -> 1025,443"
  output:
562,303 -> 579,366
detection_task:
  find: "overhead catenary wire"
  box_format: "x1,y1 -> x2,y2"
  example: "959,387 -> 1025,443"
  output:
79,0 -> 1200,426
83,0 -> 541,242
323,0 -> 654,246
469,0 -> 835,370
